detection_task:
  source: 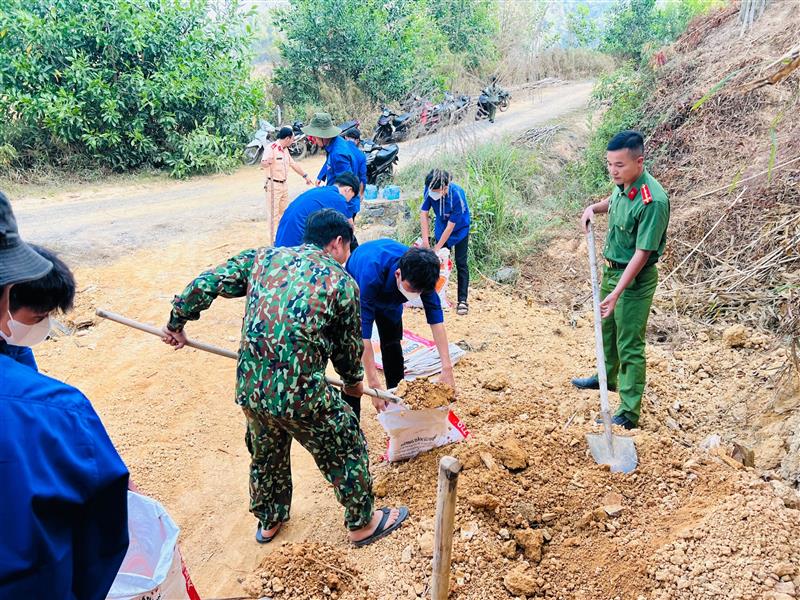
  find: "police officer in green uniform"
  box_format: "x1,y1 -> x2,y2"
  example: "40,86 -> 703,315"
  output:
572,130 -> 670,430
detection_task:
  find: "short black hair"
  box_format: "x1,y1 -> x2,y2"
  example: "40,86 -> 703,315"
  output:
607,130 -> 644,156
10,245 -> 75,314
333,171 -> 360,194
398,247 -> 440,292
344,128 -> 361,140
303,209 -> 354,248
277,126 -> 293,140
425,169 -> 451,190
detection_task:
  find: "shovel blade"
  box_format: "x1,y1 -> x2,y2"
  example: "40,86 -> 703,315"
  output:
585,432 -> 638,474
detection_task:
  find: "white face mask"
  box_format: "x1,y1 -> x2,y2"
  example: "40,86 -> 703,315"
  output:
396,275 -> 421,302
0,314 -> 52,347
428,190 -> 442,201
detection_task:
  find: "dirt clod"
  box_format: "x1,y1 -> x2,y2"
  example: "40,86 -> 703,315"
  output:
395,378 -> 456,409
503,565 -> 539,596
482,375 -> 509,391
495,437 -> 528,470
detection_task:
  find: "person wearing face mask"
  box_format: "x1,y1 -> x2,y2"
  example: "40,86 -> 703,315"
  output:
1,245 -> 76,370
345,239 -> 457,417
419,168 -> 471,316
274,172 -> 360,248
0,191 -> 130,599
161,209 -> 408,547
572,131 -> 670,430
261,126 -> 313,224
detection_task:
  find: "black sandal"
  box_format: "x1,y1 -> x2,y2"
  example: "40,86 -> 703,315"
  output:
255,521 -> 283,544
351,507 -> 409,547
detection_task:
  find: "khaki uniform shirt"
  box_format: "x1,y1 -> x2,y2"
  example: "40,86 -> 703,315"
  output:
261,142 -> 295,182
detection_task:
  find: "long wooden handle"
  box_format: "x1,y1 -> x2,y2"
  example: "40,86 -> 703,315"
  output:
586,224 -> 613,448
95,309 -> 401,404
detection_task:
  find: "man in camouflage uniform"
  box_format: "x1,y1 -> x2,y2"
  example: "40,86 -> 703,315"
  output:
572,131 -> 670,430
161,209 -> 407,545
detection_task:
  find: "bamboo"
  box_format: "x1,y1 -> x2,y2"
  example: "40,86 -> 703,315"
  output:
430,456 -> 462,600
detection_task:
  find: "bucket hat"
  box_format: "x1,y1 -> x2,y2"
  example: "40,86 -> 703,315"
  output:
0,191 -> 53,286
302,113 -> 342,138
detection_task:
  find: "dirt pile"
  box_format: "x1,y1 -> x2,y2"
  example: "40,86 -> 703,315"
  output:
396,379 -> 456,409
241,542 -> 375,600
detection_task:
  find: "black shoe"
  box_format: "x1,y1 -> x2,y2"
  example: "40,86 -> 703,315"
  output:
594,414 -> 636,430
571,375 -> 617,391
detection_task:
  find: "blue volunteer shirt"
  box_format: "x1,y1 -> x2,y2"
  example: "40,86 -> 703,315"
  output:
347,140 -> 367,217
274,186 -> 351,247
0,339 -> 37,370
0,354 -> 130,599
317,136 -> 357,187
346,239 -> 443,339
420,182 -> 471,247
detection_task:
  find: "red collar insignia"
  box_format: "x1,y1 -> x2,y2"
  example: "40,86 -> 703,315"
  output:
641,184 -> 653,205
627,186 -> 638,200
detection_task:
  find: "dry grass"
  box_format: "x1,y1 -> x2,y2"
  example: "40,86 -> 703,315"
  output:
642,2 -> 800,351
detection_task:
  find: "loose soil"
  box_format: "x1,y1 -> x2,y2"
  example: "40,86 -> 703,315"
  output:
396,379 -> 456,409
33,218 -> 800,600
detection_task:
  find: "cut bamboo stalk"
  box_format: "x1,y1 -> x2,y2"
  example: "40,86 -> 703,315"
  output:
430,456 -> 462,600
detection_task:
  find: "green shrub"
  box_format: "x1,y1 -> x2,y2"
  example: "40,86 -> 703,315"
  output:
396,143 -> 553,277
0,0 -> 265,177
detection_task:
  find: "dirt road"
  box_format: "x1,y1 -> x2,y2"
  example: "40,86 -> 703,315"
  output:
12,81 -> 593,266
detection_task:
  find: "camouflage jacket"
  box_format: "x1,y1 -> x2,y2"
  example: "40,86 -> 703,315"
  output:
168,245 -> 364,416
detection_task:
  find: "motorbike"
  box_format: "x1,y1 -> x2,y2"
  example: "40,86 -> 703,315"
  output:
243,119 -> 276,165
338,119 -> 360,138
374,107 -> 413,144
288,120 -> 312,160
498,89 -> 511,112
362,139 -> 399,186
450,94 -> 472,124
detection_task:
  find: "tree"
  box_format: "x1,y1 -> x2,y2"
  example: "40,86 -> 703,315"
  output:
272,0 -> 448,108
600,0 -> 724,62
426,0 -> 499,69
565,3 -> 599,48
0,0 -> 265,177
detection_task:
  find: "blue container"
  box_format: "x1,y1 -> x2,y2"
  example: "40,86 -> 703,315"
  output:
382,185 -> 401,200
364,184 -> 378,200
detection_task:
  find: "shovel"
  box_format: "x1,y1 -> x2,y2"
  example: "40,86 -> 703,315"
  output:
583,224 -> 638,474
95,309 -> 402,405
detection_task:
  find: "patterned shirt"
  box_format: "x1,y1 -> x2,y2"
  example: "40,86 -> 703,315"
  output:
168,245 -> 364,416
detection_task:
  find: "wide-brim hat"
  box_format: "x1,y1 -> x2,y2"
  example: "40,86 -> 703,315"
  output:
0,191 -> 53,286
302,113 -> 341,138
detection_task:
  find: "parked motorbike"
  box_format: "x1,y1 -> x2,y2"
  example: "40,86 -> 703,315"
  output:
374,107 -> 413,144
338,119 -> 360,138
450,94 -> 472,124
288,120 -> 310,160
362,139 -> 399,186
243,119 -> 276,165
498,89 -> 511,112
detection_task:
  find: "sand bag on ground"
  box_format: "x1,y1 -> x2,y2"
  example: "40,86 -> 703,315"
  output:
378,380 -> 469,462
370,328 -> 466,379
107,492 -> 200,600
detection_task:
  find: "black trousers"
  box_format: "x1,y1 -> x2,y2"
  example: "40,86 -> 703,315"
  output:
342,314 -> 405,421
449,235 -> 469,304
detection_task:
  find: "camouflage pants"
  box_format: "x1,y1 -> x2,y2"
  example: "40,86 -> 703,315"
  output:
242,394 -> 374,531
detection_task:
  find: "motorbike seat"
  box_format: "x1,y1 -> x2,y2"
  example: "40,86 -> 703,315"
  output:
393,113 -> 412,126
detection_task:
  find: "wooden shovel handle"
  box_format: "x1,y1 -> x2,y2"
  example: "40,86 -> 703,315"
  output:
95,309 -> 401,404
